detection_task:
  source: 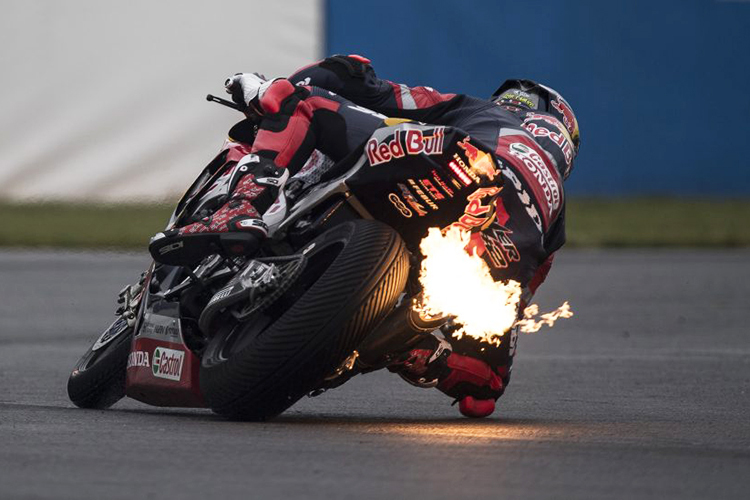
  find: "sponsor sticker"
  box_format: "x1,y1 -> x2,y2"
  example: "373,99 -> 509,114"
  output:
449,186 -> 502,232
127,350 -> 150,369
388,193 -> 413,218
139,317 -> 180,339
550,96 -> 578,138
523,120 -> 573,169
366,127 -> 445,166
481,223 -> 521,269
507,142 -> 562,219
151,347 -> 185,381
397,183 -> 428,216
496,160 -> 543,233
431,169 -> 455,197
158,241 -> 184,255
500,90 -> 538,109
523,112 -> 569,135
457,136 -> 499,182
459,196 -> 521,271
418,178 -> 445,201
448,158 -> 475,186
407,179 -> 438,211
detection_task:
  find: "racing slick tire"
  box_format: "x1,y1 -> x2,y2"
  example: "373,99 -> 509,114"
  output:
67,319 -> 133,409
200,220 -> 409,420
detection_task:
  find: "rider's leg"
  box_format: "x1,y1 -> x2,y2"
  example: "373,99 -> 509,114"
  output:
149,80 -> 386,266
148,155 -> 287,266
390,328 -> 513,418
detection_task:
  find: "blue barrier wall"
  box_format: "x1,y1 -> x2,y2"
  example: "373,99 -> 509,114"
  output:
326,0 -> 750,196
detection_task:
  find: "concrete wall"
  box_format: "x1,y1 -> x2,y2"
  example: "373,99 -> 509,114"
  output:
0,0 -> 322,201
327,0 -> 750,196
3,0 -> 748,200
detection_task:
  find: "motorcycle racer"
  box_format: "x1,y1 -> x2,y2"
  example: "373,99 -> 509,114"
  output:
287,55 -> 580,418
148,55 -> 580,418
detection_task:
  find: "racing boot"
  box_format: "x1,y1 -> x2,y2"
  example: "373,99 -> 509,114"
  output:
388,334 -> 452,389
389,332 -> 504,418
149,155 -> 288,266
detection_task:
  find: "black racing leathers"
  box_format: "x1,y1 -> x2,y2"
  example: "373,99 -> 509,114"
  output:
290,55 -> 576,386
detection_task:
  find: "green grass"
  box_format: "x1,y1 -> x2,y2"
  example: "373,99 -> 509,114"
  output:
565,198 -> 750,248
0,202 -> 174,249
0,199 -> 747,250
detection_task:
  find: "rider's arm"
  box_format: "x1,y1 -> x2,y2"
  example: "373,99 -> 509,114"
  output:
251,75 -> 391,176
249,79 -> 316,172
289,55 -> 463,124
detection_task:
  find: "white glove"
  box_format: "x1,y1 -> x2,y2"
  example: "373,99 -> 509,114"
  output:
225,73 -> 273,111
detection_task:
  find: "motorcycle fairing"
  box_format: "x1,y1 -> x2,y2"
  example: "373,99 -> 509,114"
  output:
167,141 -> 253,230
126,296 -> 205,408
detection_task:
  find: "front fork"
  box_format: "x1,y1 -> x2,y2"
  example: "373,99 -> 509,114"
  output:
116,265 -> 152,329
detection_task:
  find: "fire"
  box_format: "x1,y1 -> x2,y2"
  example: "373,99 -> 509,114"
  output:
417,227 -> 522,345
515,301 -> 574,333
417,227 -> 573,345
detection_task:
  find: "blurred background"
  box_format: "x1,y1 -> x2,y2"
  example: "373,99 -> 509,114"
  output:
0,0 -> 748,247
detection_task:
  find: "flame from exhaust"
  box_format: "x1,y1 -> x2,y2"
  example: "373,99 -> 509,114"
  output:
515,301 -> 574,333
417,227 -> 522,345
417,227 -> 573,345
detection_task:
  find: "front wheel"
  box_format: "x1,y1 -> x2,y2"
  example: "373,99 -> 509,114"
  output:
199,220 -> 410,420
67,317 -> 133,409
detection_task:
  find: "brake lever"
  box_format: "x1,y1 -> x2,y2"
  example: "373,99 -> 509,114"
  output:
206,94 -> 243,111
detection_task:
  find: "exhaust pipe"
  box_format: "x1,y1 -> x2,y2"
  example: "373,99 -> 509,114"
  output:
356,297 -> 447,370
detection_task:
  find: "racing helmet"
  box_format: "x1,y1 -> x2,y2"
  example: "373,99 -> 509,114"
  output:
491,79 -> 580,160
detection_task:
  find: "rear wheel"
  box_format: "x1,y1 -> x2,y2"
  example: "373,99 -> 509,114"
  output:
199,220 -> 409,420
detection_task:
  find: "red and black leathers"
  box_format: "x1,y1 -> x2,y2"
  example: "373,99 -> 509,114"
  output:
288,55 -> 577,415
250,79 -> 387,173
149,78 -> 388,265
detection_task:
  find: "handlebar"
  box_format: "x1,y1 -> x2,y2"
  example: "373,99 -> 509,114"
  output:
206,94 -> 243,111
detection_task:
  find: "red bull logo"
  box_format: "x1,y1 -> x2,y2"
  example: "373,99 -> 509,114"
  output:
457,137 -> 499,181
458,136 -> 481,161
550,97 -> 578,139
366,127 -> 445,166
523,122 -> 573,169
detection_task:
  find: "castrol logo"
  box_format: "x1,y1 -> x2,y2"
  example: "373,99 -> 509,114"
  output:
151,347 -> 185,381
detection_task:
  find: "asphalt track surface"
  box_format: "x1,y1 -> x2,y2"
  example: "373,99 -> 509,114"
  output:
1,249 -> 749,500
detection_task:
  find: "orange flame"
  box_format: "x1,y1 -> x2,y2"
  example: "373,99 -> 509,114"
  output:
515,302 -> 574,333
417,227 -> 573,345
417,227 -> 521,345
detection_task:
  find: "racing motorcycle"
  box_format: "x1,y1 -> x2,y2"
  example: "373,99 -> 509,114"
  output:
67,94 -> 496,420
